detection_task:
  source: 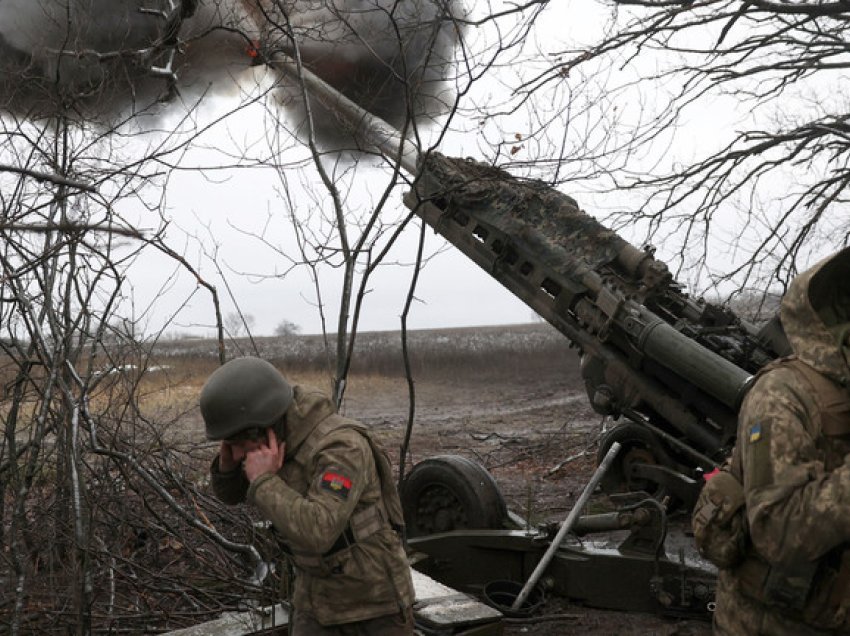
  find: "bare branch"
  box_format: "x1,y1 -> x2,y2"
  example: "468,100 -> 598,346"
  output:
0,163 -> 97,192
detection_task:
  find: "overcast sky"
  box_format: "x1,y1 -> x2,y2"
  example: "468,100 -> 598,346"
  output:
115,1 -> 607,338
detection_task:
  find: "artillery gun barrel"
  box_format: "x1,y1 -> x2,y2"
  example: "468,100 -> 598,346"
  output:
262,51 -> 420,175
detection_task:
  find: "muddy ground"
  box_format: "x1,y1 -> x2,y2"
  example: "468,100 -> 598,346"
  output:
339,338 -> 714,636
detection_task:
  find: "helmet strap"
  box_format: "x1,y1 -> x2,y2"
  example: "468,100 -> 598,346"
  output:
272,415 -> 286,440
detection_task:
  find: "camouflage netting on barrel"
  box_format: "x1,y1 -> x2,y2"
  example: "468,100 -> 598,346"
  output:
419,153 -> 629,283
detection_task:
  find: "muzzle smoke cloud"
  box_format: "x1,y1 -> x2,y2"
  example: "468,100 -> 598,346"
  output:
0,0 -> 464,144
243,0 -> 464,148
0,1 -> 253,122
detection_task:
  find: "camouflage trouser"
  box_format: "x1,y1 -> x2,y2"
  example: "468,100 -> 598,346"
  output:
290,607 -> 414,636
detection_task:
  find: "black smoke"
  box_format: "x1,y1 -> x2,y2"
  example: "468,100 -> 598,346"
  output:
0,0 -> 464,144
0,0 -> 256,122
244,0 -> 465,148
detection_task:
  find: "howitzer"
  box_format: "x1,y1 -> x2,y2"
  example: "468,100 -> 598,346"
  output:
266,50 -> 788,504
404,153 -> 789,505
256,49 -> 788,621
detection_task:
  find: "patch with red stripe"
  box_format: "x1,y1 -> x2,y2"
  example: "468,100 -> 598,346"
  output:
321,472 -> 352,499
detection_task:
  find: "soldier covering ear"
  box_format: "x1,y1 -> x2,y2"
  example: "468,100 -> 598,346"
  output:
201,357 -> 415,635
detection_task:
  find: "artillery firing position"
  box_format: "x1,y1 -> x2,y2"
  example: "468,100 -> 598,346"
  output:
230,34 -> 791,628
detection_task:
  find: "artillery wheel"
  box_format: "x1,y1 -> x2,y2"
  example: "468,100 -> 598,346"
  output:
401,455 -> 507,538
597,423 -> 671,498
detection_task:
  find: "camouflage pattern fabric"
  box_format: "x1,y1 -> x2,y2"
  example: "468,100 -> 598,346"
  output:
211,385 -> 415,628
714,248 -> 850,635
290,606 -> 415,635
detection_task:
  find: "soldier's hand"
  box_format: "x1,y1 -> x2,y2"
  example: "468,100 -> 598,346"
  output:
244,429 -> 286,482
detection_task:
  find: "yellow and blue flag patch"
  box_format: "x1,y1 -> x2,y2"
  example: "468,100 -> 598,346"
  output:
748,423 -> 763,443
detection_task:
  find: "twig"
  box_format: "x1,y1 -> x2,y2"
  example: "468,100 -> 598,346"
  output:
0,222 -> 144,239
547,449 -> 589,476
0,164 -> 97,192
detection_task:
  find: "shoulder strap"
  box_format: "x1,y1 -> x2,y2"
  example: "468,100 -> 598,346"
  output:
362,431 -> 406,531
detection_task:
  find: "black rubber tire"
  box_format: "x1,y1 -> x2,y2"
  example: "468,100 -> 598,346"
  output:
597,422 -> 671,498
400,455 -> 507,538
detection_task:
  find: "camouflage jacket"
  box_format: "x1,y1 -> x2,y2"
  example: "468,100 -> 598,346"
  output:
211,385 -> 414,626
715,249 -> 850,635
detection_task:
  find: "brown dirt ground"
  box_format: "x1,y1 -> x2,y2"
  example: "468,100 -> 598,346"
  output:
341,353 -> 714,636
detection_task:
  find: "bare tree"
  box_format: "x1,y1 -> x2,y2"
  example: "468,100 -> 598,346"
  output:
236,0 -> 547,406
0,4 -> 273,634
274,319 -> 300,336
508,0 -> 850,295
224,310 -> 255,337
0,117 -> 276,634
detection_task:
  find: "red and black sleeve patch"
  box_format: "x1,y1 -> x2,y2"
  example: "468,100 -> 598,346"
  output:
321,472 -> 352,499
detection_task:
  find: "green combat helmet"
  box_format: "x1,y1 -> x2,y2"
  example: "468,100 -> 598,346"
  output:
200,357 -> 293,441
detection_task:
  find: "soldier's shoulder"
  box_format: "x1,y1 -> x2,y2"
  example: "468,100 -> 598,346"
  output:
743,362 -> 814,411
742,360 -> 820,426
316,416 -> 371,451
749,361 -> 805,395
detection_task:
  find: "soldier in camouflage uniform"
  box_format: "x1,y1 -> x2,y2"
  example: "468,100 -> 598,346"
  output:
200,357 -> 415,635
714,248 -> 850,634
